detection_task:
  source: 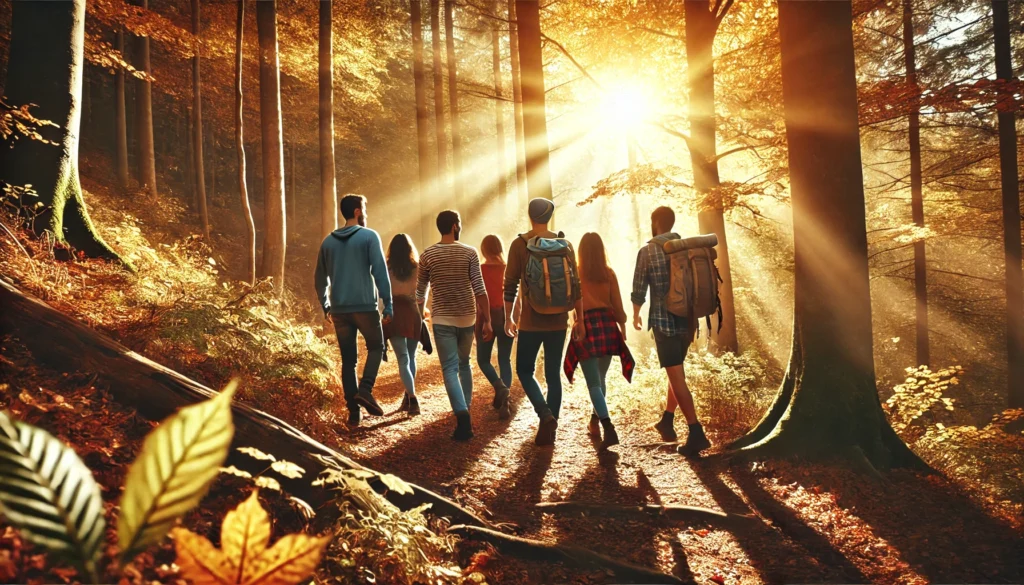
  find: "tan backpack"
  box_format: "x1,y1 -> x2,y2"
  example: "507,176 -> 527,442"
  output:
661,234 -> 724,334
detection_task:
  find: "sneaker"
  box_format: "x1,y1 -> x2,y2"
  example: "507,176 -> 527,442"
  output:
347,408 -> 361,427
453,412 -> 474,441
408,396 -> 421,416
600,418 -> 619,450
588,413 -> 601,437
654,415 -> 678,442
399,393 -> 410,412
677,424 -> 711,457
354,390 -> 384,417
535,415 -> 558,446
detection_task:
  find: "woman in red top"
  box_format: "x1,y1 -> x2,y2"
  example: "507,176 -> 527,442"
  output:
477,235 -> 513,418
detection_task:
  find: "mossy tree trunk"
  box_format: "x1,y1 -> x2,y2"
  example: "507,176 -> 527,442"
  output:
728,0 -> 922,470
0,0 -> 119,261
256,0 -> 287,294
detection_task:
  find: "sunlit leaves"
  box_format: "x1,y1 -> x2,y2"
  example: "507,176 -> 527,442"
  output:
172,491 -> 330,585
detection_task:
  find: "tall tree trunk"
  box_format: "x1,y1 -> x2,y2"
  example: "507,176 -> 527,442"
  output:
192,0 -> 209,238
257,0 -> 287,293
115,28 -> 130,190
236,0 -> 256,286
134,0 -> 158,197
491,0 -> 508,208
289,143 -> 296,221
319,0 -> 338,241
729,0 -> 921,469
514,0 -> 553,206
992,0 -> 1024,408
507,0 -> 527,209
430,0 -> 449,193
444,0 -> 463,207
411,0 -> 432,248
0,0 -> 119,260
902,0 -> 929,367
683,0 -> 737,353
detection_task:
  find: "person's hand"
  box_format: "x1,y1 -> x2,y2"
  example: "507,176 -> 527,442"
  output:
633,314 -> 643,331
572,320 -> 585,343
382,313 -> 393,327
482,321 -> 494,342
505,319 -> 518,338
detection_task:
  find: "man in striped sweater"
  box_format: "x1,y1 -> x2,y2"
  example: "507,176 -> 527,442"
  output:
417,210 -> 493,440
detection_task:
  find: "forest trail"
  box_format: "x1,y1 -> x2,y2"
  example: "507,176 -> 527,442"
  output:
332,353 -> 1024,584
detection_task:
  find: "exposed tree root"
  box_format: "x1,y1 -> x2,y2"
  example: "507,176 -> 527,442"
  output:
0,277 -> 488,527
535,501 -> 756,527
447,525 -> 688,584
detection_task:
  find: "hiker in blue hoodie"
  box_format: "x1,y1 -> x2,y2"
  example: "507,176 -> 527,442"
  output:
315,195 -> 393,427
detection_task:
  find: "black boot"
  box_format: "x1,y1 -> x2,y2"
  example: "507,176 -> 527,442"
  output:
677,423 -> 711,457
654,411 -> 677,442
408,396 -> 420,416
588,413 -> 601,437
347,407 -> 361,428
399,393 -> 410,412
494,386 -> 511,419
453,412 -> 474,441
600,418 -> 619,450
535,414 -> 558,446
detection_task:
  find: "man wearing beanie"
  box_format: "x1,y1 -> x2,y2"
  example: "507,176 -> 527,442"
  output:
503,198 -> 584,446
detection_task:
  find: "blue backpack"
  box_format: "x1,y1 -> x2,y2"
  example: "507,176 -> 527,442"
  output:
521,233 -> 579,315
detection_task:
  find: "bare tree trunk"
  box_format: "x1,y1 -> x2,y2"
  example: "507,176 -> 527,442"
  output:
430,0 -> 449,194
683,0 -> 737,353
115,28 -> 130,190
444,0 -> 463,208
491,0 -> 508,208
992,0 -> 1024,408
235,0 -> 255,286
192,0 -> 209,238
289,143 -> 296,221
135,0 -> 157,197
411,0 -> 432,248
256,0 -> 287,294
319,0 -> 338,240
729,0 -> 921,469
507,0 -> 526,209
901,0 -> 928,367
514,0 -> 552,204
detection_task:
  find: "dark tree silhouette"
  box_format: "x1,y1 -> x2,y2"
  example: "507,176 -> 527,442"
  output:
491,0 -> 508,207
257,0 -> 287,294
134,0 -> 157,197
192,0 -> 210,238
445,0 -> 464,207
235,0 -> 256,286
411,0 -> 432,247
430,0 -> 449,191
115,28 -> 130,191
514,0 -> 553,204
319,0 -> 337,240
507,0 -> 526,207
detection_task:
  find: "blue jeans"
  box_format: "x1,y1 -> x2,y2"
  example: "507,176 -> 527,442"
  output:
516,329 -> 567,419
390,335 -> 419,397
478,329 -> 513,390
580,356 -> 612,419
433,324 -> 475,414
331,312 -> 384,409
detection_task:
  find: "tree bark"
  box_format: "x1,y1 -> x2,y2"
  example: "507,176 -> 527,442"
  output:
319,0 -> 338,241
115,28 -> 130,190
491,0 -> 509,209
0,0 -> 119,261
192,0 -> 210,239
444,0 -> 463,208
514,0 -> 553,206
683,0 -> 737,353
236,0 -> 256,286
992,0 -> 1023,408
411,0 -> 432,248
430,0 -> 449,194
134,0 -> 158,197
507,0 -> 527,209
256,0 -> 287,294
729,0 -> 922,469
902,0 -> 929,367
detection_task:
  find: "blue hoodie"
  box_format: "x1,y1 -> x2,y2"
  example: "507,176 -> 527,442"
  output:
314,225 -> 393,317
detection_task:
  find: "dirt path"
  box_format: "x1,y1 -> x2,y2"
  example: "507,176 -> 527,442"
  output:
336,352 -> 1024,585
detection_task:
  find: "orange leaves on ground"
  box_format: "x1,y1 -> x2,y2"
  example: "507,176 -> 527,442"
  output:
172,491 -> 329,585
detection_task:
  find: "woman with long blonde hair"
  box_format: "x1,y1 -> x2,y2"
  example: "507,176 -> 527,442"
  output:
563,232 -> 634,450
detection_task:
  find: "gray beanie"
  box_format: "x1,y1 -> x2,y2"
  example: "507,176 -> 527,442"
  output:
528,198 -> 555,223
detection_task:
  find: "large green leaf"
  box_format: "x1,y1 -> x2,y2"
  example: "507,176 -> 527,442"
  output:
118,381 -> 237,560
0,411 -> 105,583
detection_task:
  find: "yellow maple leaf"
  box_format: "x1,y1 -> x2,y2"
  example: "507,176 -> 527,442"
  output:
173,490 -> 330,585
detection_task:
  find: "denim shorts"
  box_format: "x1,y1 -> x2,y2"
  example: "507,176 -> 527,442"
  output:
653,322 -> 691,368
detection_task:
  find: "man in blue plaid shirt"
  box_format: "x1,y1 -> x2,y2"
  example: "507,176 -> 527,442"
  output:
631,206 -> 711,456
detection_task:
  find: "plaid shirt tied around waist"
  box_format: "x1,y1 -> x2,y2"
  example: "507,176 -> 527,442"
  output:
563,308 -> 635,383
631,233 -> 686,337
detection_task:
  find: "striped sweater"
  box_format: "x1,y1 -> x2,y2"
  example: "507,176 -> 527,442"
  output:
416,242 -> 487,327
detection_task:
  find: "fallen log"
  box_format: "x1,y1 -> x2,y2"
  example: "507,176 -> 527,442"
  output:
535,501 -> 757,527
0,277 -> 487,527
447,525 -> 688,584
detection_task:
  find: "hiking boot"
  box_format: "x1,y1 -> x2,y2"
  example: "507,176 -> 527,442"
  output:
677,423 -> 711,457
588,413 -> 601,437
497,399 -> 511,420
600,418 -> 619,451
347,408 -> 361,427
399,393 -> 410,412
354,390 -> 384,417
452,412 -> 474,441
654,413 -> 678,442
493,386 -> 510,411
535,414 -> 558,446
407,396 -> 420,416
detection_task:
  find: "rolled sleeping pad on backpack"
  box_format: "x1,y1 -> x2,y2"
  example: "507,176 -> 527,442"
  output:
663,233 -> 718,253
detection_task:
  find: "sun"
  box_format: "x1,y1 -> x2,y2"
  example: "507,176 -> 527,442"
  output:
597,85 -> 654,132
